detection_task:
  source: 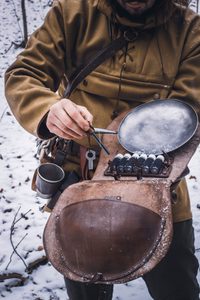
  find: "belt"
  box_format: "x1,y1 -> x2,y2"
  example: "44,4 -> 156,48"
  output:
66,140 -> 100,157
54,140 -> 100,166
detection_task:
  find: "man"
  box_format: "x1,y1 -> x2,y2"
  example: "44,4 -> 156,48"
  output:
4,0 -> 200,299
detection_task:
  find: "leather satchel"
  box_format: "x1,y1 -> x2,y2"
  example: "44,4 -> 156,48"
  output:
43,112 -> 200,284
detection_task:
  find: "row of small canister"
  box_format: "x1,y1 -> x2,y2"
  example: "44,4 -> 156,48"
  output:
109,153 -> 165,175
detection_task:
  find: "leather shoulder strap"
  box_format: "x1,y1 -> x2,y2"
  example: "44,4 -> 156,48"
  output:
64,30 -> 138,98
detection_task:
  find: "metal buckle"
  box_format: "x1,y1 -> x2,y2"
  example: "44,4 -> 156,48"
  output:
124,30 -> 138,42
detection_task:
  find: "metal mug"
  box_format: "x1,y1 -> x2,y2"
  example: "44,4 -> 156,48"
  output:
36,163 -> 65,199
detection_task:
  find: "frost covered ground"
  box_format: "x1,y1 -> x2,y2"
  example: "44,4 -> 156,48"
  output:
0,1 -> 200,299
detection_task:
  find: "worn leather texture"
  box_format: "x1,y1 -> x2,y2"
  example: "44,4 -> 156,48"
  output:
56,199 -> 164,281
43,113 -> 200,283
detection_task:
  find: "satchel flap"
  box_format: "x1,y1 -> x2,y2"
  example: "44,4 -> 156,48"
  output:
43,179 -> 173,283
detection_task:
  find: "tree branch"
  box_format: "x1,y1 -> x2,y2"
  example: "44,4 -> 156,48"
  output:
0,272 -> 27,286
6,207 -> 31,270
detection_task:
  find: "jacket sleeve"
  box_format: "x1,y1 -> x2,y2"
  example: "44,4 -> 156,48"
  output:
5,1 -> 66,139
167,19 -> 200,119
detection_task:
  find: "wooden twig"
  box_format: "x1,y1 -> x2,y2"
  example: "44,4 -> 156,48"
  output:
6,207 -> 31,270
0,106 -> 8,122
9,0 -> 29,48
5,233 -> 28,270
1,256 -> 48,287
10,0 -> 23,38
3,40 -> 27,55
0,272 -> 27,285
14,209 -> 31,225
26,255 -> 48,274
0,255 -> 48,287
3,42 -> 15,55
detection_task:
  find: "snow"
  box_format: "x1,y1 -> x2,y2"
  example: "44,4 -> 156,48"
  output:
0,1 -> 199,299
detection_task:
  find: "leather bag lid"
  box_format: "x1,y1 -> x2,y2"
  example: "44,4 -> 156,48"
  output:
54,199 -> 164,282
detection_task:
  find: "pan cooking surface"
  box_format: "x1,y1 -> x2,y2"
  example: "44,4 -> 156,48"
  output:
118,99 -> 198,155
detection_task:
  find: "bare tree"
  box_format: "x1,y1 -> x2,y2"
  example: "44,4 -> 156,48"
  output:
21,0 -> 28,47
197,0 -> 199,12
8,0 -> 28,49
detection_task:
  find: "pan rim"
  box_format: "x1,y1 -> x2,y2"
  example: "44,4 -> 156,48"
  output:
117,98 -> 198,155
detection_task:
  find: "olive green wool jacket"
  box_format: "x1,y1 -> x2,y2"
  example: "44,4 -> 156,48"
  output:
5,0 -> 200,222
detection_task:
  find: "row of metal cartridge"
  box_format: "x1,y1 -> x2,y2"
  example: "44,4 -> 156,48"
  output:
109,153 -> 165,175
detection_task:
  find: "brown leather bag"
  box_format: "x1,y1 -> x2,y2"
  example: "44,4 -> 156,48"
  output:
43,112 -> 200,284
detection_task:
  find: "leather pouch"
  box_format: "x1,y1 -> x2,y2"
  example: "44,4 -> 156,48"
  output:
43,113 -> 200,284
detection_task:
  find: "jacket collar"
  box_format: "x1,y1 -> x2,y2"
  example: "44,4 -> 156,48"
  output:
97,0 -> 177,30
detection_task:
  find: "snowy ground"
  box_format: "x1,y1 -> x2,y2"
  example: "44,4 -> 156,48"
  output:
0,1 -> 200,299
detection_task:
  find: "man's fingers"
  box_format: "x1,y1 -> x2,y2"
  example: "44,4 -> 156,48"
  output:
47,119 -> 85,140
77,105 -> 93,124
61,99 -> 92,131
47,114 -> 86,139
51,109 -> 87,137
46,98 -> 94,140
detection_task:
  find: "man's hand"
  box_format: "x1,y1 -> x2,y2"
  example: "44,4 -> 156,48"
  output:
46,98 -> 93,140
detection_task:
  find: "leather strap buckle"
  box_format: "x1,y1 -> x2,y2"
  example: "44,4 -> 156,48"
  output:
124,30 -> 138,42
